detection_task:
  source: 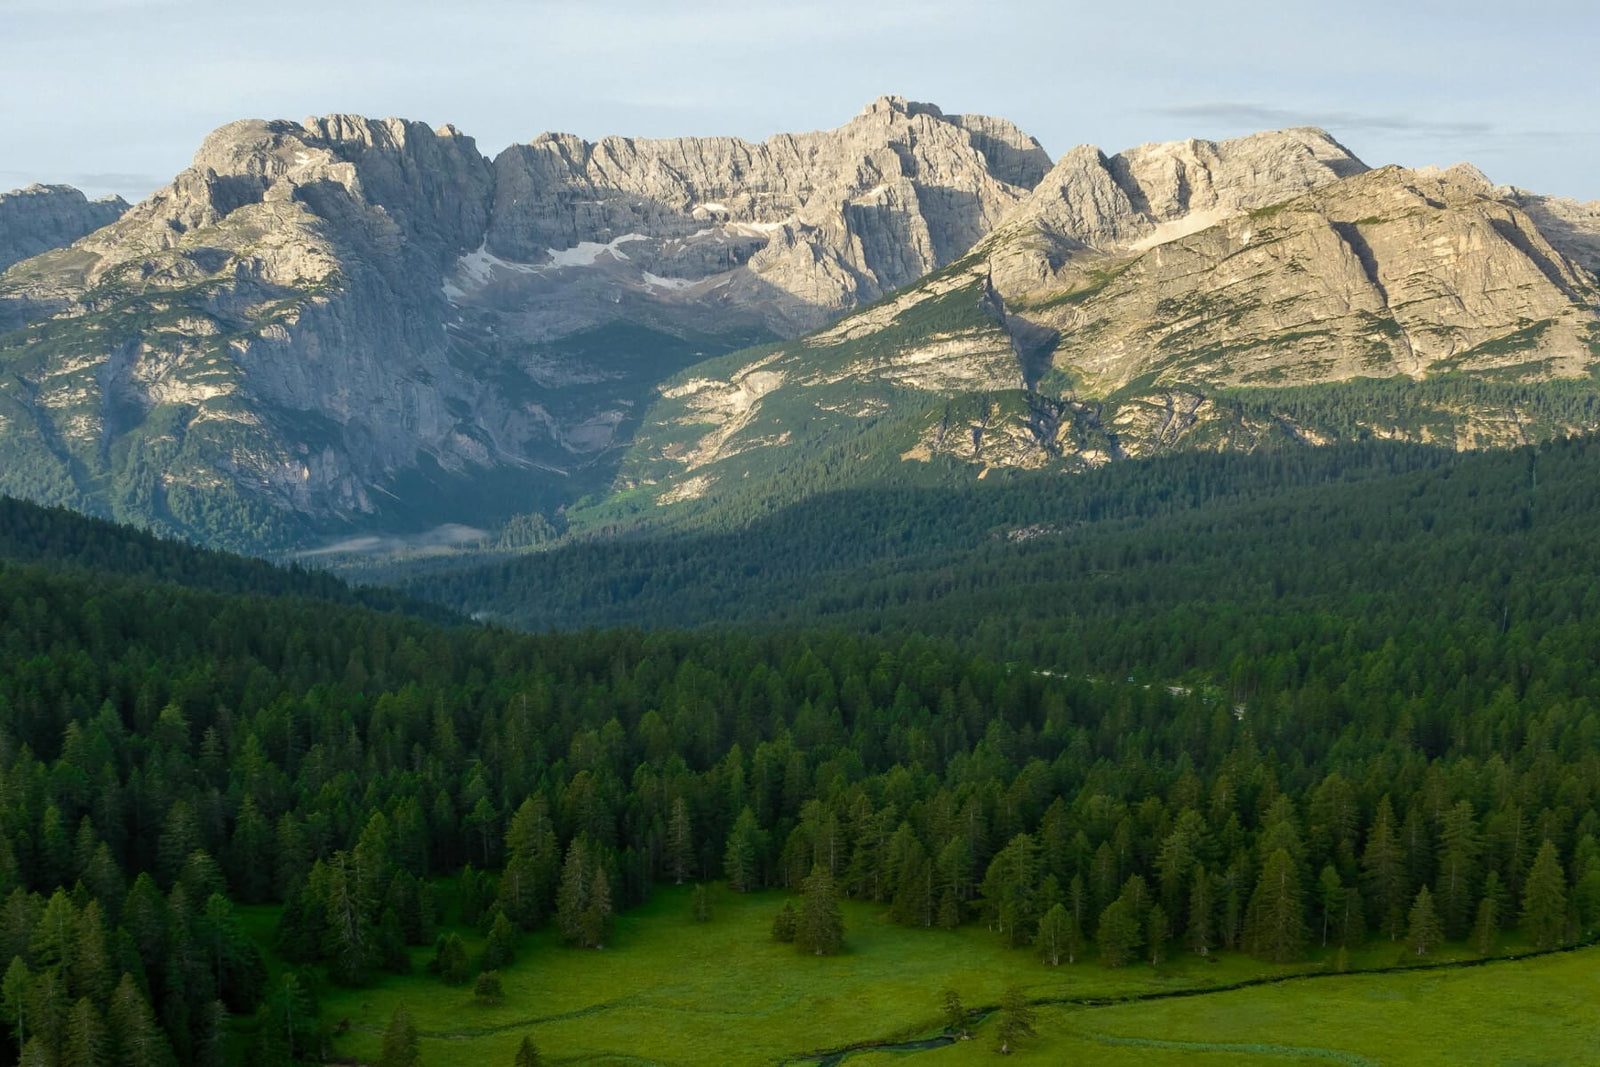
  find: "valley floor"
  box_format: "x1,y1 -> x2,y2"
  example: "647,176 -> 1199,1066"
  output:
264,885 -> 1597,1065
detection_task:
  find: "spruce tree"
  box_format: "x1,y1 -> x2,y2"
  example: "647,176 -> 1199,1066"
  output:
1407,886 -> 1443,956
378,1005 -> 420,1067
1186,866 -> 1214,957
1246,848 -> 1306,963
430,934 -> 470,985
1362,796 -> 1407,940
940,987 -> 968,1036
481,911 -> 517,971
1471,894 -> 1499,956
475,971 -> 504,1005
993,985 -> 1036,1055
1520,841 -> 1568,950
770,901 -> 798,942
797,864 -> 844,956
1096,900 -> 1139,968
64,996 -> 107,1067
107,974 -> 175,1067
667,798 -> 694,885
2,956 -> 28,1049
499,798 -> 558,931
514,1035 -> 544,1067
724,809 -> 766,893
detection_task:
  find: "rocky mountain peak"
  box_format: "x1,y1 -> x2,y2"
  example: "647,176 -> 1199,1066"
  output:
3,104 -> 1596,553
1010,126 -> 1371,257
0,183 -> 129,272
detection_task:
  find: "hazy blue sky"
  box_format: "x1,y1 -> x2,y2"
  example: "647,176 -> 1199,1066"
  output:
2,0 -> 1595,202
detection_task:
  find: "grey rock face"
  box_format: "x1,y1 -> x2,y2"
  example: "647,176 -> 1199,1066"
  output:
988,128 -> 1370,293
473,95 -> 1050,336
0,100 -> 1050,546
0,184 -> 128,272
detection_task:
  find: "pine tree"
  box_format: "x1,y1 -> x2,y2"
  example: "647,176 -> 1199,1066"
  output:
770,901 -> 798,942
993,985 -> 1036,1055
980,833 -> 1041,948
890,841 -> 935,928
64,996 -> 107,1067
1520,841 -> 1568,950
797,864 -> 844,956
1096,900 -> 1139,968
1434,800 -> 1480,939
2,956 -> 29,1049
1246,848 -> 1306,963
378,1005 -> 420,1067
939,987 -> 968,1036
555,840 -> 593,946
1407,886 -> 1443,956
513,1035 -> 544,1067
259,971 -> 318,1065
475,971 -> 504,1005
724,808 -> 766,893
430,934 -> 470,985
107,974 -> 175,1067
499,798 -> 558,931
481,911 -> 517,971
1471,893 -> 1499,956
1186,865 -> 1214,957
667,797 -> 694,885
1362,796 -> 1407,941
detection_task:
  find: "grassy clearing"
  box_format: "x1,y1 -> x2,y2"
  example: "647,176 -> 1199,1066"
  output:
290,884 -> 1576,1065
894,945 -> 1600,1065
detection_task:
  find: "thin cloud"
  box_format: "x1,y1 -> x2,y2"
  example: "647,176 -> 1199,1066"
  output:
1154,102 -> 1495,139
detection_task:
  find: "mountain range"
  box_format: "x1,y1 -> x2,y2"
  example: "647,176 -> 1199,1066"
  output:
2,97 -> 1597,553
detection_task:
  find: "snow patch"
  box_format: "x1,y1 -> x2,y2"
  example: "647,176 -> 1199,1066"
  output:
643,271 -> 694,291
1127,208 -> 1232,252
459,242 -> 540,284
729,220 -> 790,236
545,233 -> 650,268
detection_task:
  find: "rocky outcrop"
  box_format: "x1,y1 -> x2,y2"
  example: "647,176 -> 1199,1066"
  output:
0,184 -> 127,272
987,127 -> 1368,293
0,116 -> 509,546
601,139 -> 1600,527
1003,164 -> 1599,393
465,95 -> 1050,338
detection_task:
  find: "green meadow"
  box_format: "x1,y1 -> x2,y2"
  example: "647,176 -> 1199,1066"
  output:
264,884 -> 1593,1065
889,947 -> 1600,1066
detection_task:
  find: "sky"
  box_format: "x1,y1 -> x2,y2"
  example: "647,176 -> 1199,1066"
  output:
2,0 -> 1596,203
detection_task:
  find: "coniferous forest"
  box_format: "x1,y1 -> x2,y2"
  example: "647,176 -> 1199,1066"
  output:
3,437 -> 1600,1061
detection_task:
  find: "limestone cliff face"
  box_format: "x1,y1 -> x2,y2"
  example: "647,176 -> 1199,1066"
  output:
0,100 -> 1049,546
604,135 -> 1600,524
0,116 -> 507,542
999,164 -> 1599,393
3,105 -> 1599,550
465,95 -> 1050,338
0,184 -> 127,273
